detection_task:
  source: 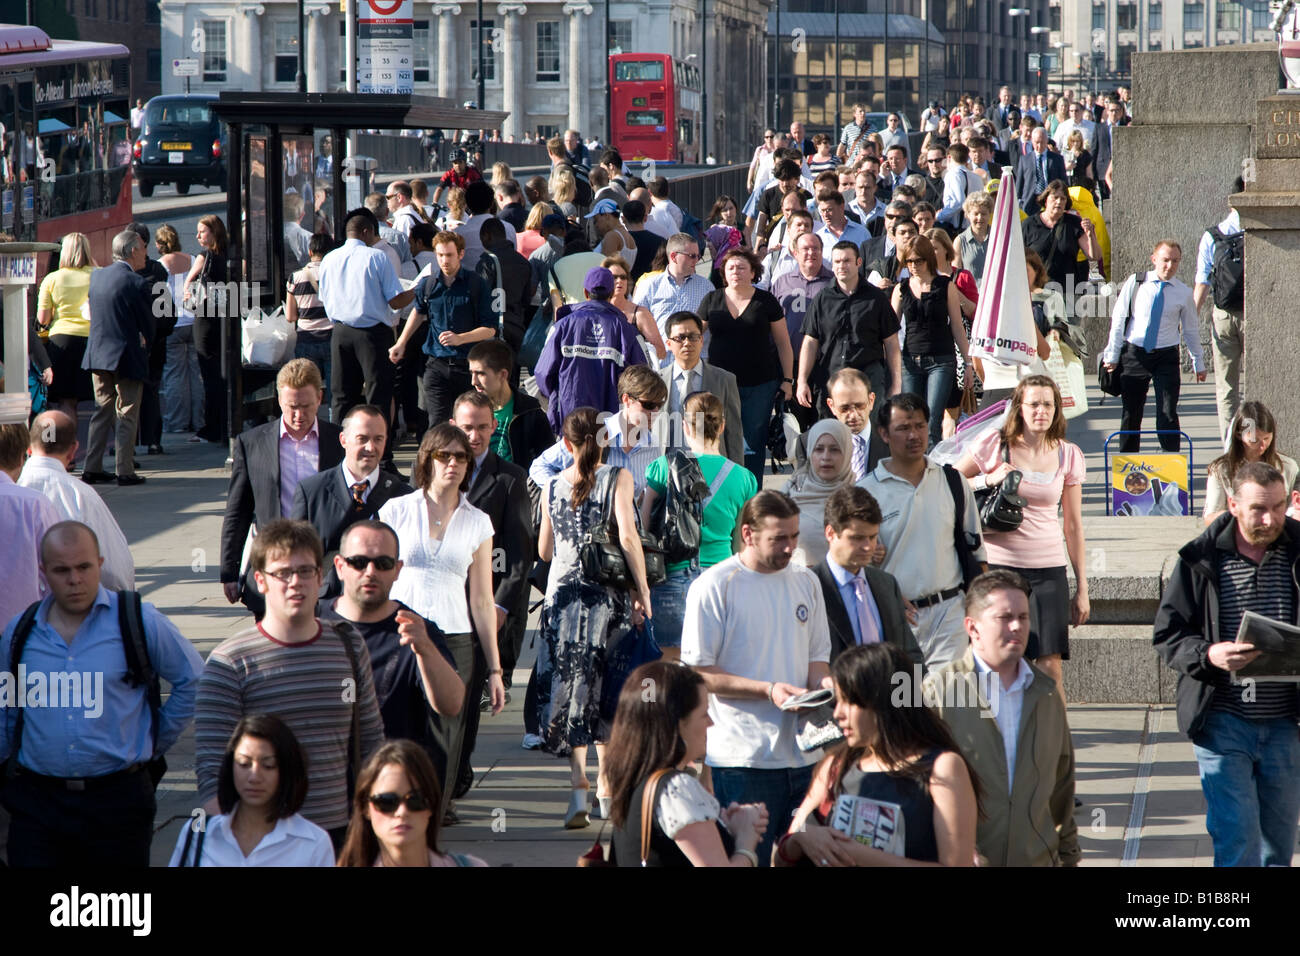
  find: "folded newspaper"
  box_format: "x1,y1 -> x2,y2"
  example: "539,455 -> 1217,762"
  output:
1232,611 -> 1300,682
779,688 -> 843,752
829,794 -> 907,856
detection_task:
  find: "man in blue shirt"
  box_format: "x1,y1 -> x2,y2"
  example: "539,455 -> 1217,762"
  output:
0,521 -> 204,866
389,230 -> 496,429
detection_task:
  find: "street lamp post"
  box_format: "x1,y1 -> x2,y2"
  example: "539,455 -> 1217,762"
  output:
701,0 -> 708,165
476,0 -> 485,111
1031,26 -> 1050,97
1009,8 -> 1029,88
297,0 -> 307,93
1053,41 -> 1070,96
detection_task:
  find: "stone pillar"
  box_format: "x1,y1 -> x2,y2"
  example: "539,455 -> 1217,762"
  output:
564,2 -> 592,134
237,3 -> 265,91
1233,96 -> 1300,456
434,3 -> 462,100
305,4 -> 330,93
498,4 -> 528,141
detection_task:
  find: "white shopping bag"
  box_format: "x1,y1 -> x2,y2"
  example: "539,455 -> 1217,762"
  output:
241,305 -> 296,366
1044,333 -> 1089,420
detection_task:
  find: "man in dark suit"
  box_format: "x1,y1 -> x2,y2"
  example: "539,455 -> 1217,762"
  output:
813,486 -> 924,666
1016,128 -> 1067,216
81,228 -> 154,487
220,358 -> 344,619
475,217 -> 536,372
448,389 -> 534,799
1095,99 -> 1124,199
652,312 -> 744,465
291,404 -> 412,598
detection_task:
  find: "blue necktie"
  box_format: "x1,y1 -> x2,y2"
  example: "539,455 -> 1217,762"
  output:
1142,280 -> 1165,351
1036,154 -> 1047,192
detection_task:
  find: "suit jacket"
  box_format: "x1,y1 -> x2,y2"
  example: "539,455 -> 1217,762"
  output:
220,418 -> 345,585
812,559 -> 924,666
859,234 -> 900,284
465,452 -> 534,616
1094,122 -> 1114,184
652,361 -> 744,466
1016,150 -> 1068,215
991,147 -> 1011,169
291,465 -> 413,597
83,260 -> 154,381
794,426 -> 885,480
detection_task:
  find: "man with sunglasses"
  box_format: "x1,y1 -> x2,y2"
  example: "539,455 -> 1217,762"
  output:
291,404 -> 412,600
651,311 -> 744,464
196,519 -> 385,850
320,520 -> 465,794
632,233 -> 715,350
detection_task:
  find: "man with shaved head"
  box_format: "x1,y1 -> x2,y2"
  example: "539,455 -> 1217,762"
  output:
0,422 -> 60,630
19,410 -> 135,591
0,520 -> 203,866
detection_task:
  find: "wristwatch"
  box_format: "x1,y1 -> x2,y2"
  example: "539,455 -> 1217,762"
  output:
782,377 -> 794,384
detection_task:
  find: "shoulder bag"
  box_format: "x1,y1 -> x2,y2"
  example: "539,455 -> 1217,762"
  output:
1097,271 -> 1146,397
577,466 -> 667,590
974,441 -> 1027,533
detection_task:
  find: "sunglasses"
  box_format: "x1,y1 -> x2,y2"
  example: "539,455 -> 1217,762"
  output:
609,273 -> 629,281
905,257 -> 926,265
263,565 -> 320,584
668,333 -> 702,344
339,554 -> 398,572
368,790 -> 430,814
672,251 -> 701,261
432,450 -> 469,464
636,399 -> 663,412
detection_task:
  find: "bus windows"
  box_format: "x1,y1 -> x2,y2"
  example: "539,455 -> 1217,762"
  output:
615,60 -> 664,82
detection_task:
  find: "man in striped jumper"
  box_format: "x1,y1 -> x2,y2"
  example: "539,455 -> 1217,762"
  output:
195,519 -> 384,851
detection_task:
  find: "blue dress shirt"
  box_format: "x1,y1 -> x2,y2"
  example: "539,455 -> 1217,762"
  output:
826,557 -> 885,646
317,238 -> 404,328
0,587 -> 205,778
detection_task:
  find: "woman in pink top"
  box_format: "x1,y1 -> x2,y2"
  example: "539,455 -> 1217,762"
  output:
954,375 -> 1088,692
336,740 -> 487,867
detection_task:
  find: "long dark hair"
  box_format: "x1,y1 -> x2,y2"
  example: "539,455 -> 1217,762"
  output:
604,661 -> 707,828
216,714 -> 309,823
563,407 -> 605,509
825,644 -> 983,815
336,740 -> 445,867
198,213 -> 228,254
412,423 -> 473,492
1210,400 -> 1282,487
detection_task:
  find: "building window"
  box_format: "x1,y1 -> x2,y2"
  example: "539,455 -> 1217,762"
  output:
202,21 -> 227,83
1092,2 -> 1106,30
1117,42 -> 1135,72
1149,1 -> 1162,31
1117,1 -> 1136,30
1216,2 -> 1241,31
1049,2 -> 1061,31
274,21 -> 299,84
413,20 -> 430,83
1149,35 -> 1162,48
146,0 -> 160,23
536,20 -> 560,82
469,20 -> 497,82
965,0 -> 978,31
1184,2 -> 1205,31
147,48 -> 161,83
609,20 -> 632,54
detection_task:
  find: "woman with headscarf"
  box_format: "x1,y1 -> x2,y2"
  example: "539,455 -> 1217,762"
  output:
783,418 -> 854,567
704,224 -> 743,289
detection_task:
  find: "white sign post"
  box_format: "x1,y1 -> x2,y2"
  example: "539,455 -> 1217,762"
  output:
358,0 -> 414,94
0,242 -> 60,423
172,57 -> 199,94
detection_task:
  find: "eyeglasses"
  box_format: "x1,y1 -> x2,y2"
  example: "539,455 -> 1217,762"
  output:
764,134 -> 775,140
668,333 -> 702,344
905,257 -> 926,265
672,251 -> 700,261
609,273 -> 629,281
262,565 -> 320,584
432,450 -> 469,464
884,213 -> 901,220
368,791 -> 430,815
636,399 -> 663,412
339,554 -> 398,572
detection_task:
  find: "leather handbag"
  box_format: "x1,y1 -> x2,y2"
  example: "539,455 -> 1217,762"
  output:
578,466 -> 666,590
974,442 -> 1027,533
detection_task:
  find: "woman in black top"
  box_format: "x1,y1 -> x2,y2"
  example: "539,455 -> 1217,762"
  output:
1021,180 -> 1102,293
183,213 -> 230,443
775,643 -> 981,867
605,661 -> 767,867
1064,129 -> 1095,194
696,247 -> 794,482
891,234 -> 969,448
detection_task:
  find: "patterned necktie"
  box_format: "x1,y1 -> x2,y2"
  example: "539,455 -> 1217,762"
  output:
852,576 -> 880,644
350,481 -> 368,512
1036,153 -> 1048,192
1142,280 -> 1166,352
851,433 -> 868,481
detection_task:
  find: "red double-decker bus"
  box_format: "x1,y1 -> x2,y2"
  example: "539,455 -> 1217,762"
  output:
0,25 -> 133,267
609,53 -> 701,164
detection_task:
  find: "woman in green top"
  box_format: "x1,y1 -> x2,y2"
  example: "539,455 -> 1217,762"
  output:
639,391 -> 757,660
36,232 -> 97,418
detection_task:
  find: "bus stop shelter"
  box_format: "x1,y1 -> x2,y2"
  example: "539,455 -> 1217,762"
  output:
209,92 -> 508,440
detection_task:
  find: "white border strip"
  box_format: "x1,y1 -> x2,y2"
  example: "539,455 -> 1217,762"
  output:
1121,705 -> 1163,866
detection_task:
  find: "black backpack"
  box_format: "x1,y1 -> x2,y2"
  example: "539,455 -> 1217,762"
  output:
650,450 -> 711,564
4,590 -> 167,788
941,465 -> 985,588
1208,227 -> 1244,309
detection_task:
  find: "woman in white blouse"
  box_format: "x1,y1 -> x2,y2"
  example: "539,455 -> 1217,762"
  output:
604,661 -> 768,867
168,714 -> 334,867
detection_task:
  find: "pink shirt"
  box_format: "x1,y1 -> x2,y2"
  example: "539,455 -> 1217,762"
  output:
279,418 -> 320,517
0,473 -> 60,627
970,429 -> 1084,569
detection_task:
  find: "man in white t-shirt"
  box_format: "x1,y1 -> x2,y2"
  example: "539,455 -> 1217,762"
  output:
681,489 -> 831,866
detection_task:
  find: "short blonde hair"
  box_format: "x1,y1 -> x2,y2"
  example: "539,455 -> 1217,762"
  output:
59,232 -> 95,270
962,191 -> 994,217
924,227 -> 955,264
276,357 -> 323,393
525,201 -> 555,232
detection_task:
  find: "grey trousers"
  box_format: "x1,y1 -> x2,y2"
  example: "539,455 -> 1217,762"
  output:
85,371 -> 143,477
1210,305 -> 1244,446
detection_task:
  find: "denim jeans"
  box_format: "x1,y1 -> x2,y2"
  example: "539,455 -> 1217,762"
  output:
738,379 -> 780,483
649,564 -> 701,649
712,763 -> 816,867
160,324 -> 205,433
900,353 -> 956,447
1191,710 -> 1300,867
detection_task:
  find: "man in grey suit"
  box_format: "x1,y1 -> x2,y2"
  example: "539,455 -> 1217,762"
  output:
652,311 -> 744,465
220,358 -> 344,619
291,404 -> 412,599
812,485 -> 924,666
81,229 -> 154,486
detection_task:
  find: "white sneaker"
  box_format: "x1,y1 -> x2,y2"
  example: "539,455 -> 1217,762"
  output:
521,733 -> 543,750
